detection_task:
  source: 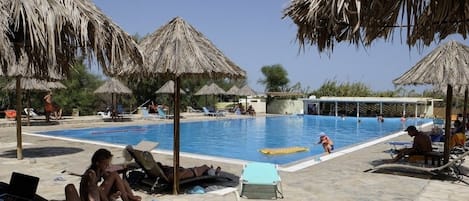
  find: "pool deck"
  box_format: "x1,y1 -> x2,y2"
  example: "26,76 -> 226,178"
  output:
1,113 -> 469,201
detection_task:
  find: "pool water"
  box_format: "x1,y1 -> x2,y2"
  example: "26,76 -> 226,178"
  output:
38,115 -> 431,164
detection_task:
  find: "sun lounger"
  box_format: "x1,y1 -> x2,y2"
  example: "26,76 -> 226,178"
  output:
240,162 -> 283,199
125,145 -> 233,194
24,108 -> 40,118
202,107 -> 225,117
367,150 -> 469,182
186,106 -> 201,113
157,107 -> 174,119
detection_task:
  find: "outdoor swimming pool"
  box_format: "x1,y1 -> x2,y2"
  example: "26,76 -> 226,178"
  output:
37,115 -> 431,165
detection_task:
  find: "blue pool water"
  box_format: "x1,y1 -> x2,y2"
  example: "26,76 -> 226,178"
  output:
38,116 -> 431,164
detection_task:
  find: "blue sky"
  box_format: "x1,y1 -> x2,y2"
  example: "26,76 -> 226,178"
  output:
93,0 -> 466,92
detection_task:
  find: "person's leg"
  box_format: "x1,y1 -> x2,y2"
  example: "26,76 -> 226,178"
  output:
101,171 -> 141,201
191,165 -> 212,177
65,184 -> 80,201
57,108 -> 62,119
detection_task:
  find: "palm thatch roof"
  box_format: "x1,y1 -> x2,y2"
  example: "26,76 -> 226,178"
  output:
393,40 -> 469,94
0,0 -> 142,77
46,81 -> 67,89
1,50 -> 65,80
94,78 -> 132,94
3,78 -> 50,91
238,85 -> 257,96
225,85 -> 240,95
119,16 -> 245,79
283,0 -> 469,52
266,92 -> 304,97
195,83 -> 226,95
155,80 -> 186,94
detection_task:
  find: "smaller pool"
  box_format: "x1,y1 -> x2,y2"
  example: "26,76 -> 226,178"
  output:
37,116 -> 431,164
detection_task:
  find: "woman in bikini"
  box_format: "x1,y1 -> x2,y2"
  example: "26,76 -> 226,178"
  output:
66,149 -> 141,201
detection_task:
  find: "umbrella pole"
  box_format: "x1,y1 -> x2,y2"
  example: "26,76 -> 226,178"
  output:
463,89 -> 468,133
27,90 -> 31,126
15,77 -> 23,160
245,96 -> 248,111
172,76 -> 181,194
443,84 -> 453,164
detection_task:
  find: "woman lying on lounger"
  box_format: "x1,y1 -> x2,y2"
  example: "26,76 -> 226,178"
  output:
156,161 -> 221,181
65,149 -> 141,201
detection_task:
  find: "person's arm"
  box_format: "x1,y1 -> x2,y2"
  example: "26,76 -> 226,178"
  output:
82,169 -> 101,201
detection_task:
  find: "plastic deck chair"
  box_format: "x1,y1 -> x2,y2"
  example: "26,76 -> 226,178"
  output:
240,162 -> 283,199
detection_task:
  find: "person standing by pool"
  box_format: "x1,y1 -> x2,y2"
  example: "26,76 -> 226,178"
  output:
44,91 -> 62,121
318,132 -> 334,154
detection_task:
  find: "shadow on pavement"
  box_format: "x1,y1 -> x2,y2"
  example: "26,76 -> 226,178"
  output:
0,147 -> 84,158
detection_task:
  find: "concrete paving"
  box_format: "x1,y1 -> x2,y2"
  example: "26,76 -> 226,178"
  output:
1,114 -> 469,201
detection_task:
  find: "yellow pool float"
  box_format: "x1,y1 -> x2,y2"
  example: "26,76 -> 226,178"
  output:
260,146 -> 309,155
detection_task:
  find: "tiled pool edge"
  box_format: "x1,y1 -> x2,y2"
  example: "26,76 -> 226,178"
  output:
279,122 -> 433,172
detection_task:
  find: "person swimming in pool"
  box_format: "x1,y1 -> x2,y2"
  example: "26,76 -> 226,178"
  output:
317,132 -> 334,154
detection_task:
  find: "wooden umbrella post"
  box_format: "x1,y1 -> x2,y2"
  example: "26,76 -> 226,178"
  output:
443,84 -> 453,164
172,76 -> 181,194
15,77 -> 23,160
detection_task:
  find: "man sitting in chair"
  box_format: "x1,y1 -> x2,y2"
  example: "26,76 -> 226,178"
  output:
387,126 -> 432,163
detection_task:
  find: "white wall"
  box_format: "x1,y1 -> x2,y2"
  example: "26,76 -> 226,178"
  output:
267,100 -> 304,114
239,98 -> 266,113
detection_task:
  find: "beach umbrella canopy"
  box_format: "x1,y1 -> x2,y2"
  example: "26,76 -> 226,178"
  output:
94,78 -> 132,120
195,83 -> 226,107
283,0 -> 469,52
155,80 -> 186,94
45,81 -> 67,90
225,85 -> 240,95
119,16 -> 245,194
238,85 -> 257,96
238,85 -> 257,110
94,78 -> 132,94
393,40 -> 469,164
0,0 -> 143,160
3,78 -> 51,126
194,83 -> 226,96
0,0 -> 143,77
3,78 -> 51,91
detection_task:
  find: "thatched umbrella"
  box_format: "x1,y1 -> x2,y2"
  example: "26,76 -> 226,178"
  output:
3,78 -> 51,126
195,83 -> 226,95
155,80 -> 186,113
119,16 -> 245,194
225,85 -> 240,108
238,85 -> 257,111
283,0 -> 469,52
155,80 -> 186,94
45,81 -> 67,90
225,85 -> 240,95
94,78 -> 132,119
0,0 -> 143,160
393,40 -> 469,164
195,83 -> 226,107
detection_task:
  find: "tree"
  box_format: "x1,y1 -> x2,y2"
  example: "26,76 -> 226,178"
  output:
51,58 -> 104,115
258,64 -> 289,92
312,79 -> 372,97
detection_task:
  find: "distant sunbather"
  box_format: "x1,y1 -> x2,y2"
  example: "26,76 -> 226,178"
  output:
134,149 -> 221,182
387,126 -> 432,163
156,161 -> 221,181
